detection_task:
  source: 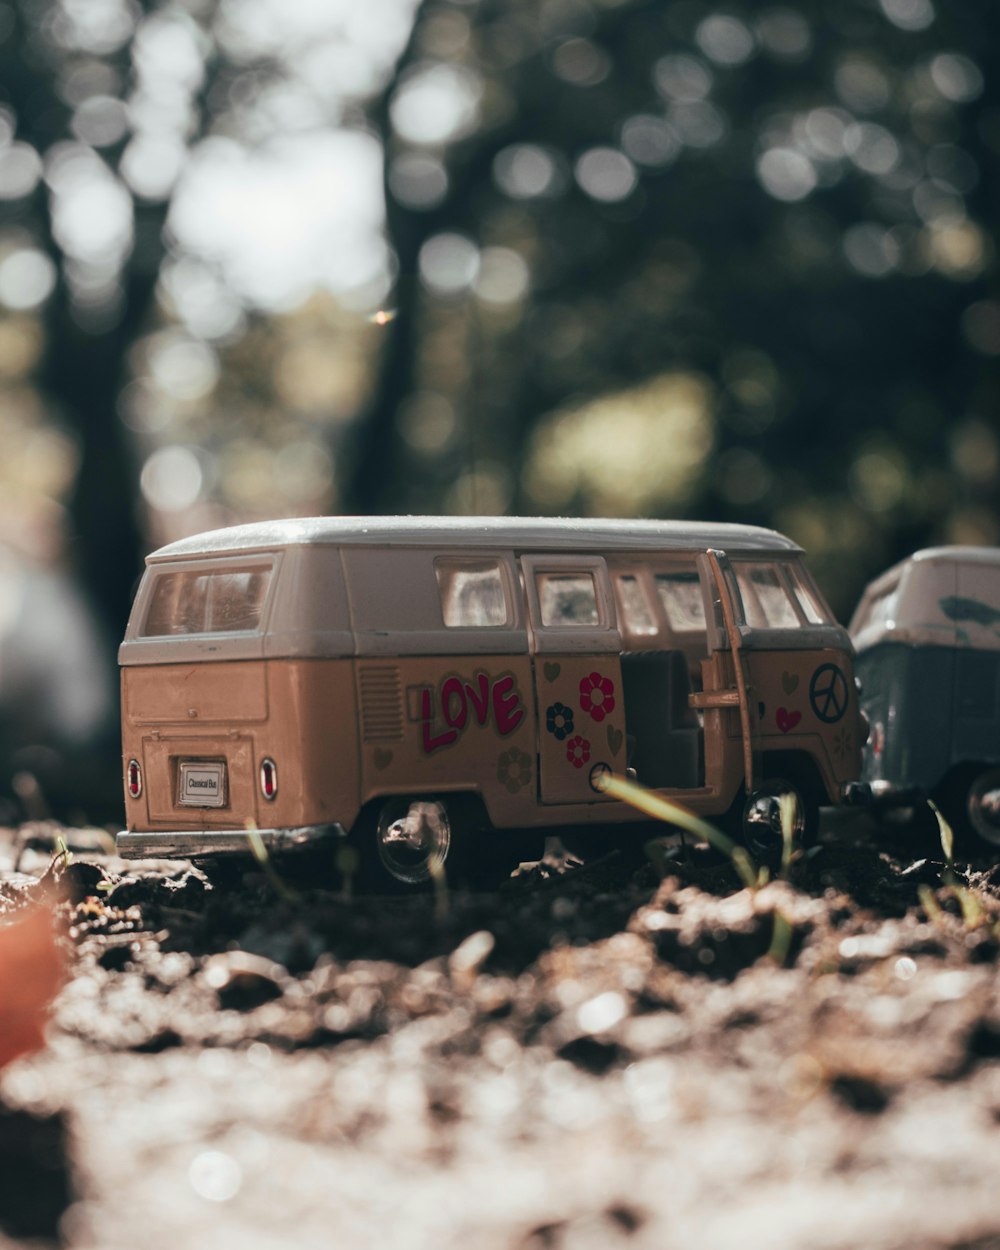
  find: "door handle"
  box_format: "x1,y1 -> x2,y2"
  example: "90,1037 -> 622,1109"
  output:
689,690 -> 741,709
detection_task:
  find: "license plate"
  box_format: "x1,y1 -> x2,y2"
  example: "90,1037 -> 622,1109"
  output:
178,760 -> 227,808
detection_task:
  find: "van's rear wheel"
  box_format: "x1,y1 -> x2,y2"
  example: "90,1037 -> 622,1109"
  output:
364,796 -> 524,890
375,797 -> 451,886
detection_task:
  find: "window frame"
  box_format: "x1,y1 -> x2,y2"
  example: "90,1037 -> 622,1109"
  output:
434,557 -> 513,630
139,560 -> 276,639
521,554 -> 620,655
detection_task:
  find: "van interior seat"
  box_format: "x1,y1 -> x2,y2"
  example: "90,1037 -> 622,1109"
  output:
620,650 -> 702,790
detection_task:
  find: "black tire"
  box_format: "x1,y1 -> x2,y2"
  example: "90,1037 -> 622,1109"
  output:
371,795 -> 452,887
353,795 -> 524,891
935,765 -> 1000,851
931,764 -> 1000,853
966,767 -> 1000,847
741,776 -> 816,859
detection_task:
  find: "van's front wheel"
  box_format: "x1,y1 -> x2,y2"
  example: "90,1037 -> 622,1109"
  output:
741,777 -> 817,858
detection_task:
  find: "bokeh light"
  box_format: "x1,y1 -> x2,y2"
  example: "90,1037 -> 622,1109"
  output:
419,233 -> 480,296
140,446 -> 205,513
0,250 -> 57,312
574,148 -> 637,203
390,62 -> 482,146
524,373 -> 715,516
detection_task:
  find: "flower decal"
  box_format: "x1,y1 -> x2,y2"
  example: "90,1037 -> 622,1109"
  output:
579,672 -> 616,723
546,702 -> 575,741
832,726 -> 854,760
566,735 -> 591,770
497,747 -> 533,794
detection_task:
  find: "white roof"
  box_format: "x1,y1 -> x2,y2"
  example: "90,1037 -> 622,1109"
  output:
892,545 -> 1000,570
147,515 -> 802,563
851,544 -> 1000,651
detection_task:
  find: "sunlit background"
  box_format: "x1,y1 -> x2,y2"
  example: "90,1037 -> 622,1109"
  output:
0,0 -> 997,817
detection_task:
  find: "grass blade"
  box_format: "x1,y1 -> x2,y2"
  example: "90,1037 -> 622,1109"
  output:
599,772 -> 757,891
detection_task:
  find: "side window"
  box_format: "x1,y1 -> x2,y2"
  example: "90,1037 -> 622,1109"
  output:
537,572 -> 599,626
655,570 -> 706,631
785,563 -> 832,625
436,560 -> 510,627
615,573 -> 657,636
142,566 -> 271,637
733,562 -> 800,629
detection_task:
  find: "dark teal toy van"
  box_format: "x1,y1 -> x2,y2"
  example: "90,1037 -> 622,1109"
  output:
850,546 -> 1000,846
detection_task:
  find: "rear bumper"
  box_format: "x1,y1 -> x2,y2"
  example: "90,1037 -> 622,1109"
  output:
116,824 -> 346,860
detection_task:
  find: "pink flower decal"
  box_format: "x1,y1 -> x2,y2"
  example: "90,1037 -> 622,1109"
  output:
579,671 -> 615,723
566,735 -> 591,769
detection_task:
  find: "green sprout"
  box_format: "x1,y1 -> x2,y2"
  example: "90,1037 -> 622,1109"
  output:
599,771 -> 761,892
926,800 -> 985,929
335,843 -> 360,902
245,824 -> 300,905
778,791 -> 799,878
601,771 -> 799,965
428,852 -> 449,922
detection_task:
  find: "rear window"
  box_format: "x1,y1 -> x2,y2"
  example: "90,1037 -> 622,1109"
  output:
141,565 -> 272,637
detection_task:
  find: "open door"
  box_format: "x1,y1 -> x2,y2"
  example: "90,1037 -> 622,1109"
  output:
521,554 -> 625,804
688,549 -> 757,799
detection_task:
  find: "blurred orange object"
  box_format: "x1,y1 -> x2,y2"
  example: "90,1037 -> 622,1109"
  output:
0,906 -> 65,1069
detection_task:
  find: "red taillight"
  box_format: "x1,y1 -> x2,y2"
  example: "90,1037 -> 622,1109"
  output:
127,759 -> 142,799
260,758 -> 278,801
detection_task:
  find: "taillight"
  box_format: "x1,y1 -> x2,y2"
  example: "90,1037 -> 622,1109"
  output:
127,759 -> 142,799
260,758 -> 278,801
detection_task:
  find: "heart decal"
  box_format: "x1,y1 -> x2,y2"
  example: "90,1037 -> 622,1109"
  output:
543,661 -> 561,683
607,725 -> 623,757
781,671 -> 799,694
776,707 -> 801,734
374,747 -> 393,770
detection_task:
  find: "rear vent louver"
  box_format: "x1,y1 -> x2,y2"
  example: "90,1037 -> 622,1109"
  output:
359,665 -> 404,742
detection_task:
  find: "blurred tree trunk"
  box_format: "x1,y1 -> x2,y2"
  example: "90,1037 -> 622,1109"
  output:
41,246 -> 160,640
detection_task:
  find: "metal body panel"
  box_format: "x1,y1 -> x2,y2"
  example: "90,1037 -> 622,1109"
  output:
856,642 -> 1000,793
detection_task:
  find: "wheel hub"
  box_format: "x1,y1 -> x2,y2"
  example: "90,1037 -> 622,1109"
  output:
376,799 -> 451,884
742,780 -> 804,853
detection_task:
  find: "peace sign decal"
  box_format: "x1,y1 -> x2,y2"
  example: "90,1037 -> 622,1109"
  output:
809,663 -> 849,725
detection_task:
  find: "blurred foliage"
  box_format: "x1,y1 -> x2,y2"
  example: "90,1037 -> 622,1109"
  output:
0,0 -> 998,816
362,0 -> 1000,614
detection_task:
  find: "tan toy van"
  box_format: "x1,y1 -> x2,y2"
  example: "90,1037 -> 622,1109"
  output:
117,517 -> 867,885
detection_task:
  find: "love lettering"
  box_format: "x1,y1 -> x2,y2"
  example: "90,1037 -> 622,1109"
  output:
419,671 -> 525,754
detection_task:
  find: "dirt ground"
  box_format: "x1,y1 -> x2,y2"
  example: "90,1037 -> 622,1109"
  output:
3,812 -> 1000,1250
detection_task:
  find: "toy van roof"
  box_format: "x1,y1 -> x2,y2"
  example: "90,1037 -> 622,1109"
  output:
147,515 -> 802,562
123,517 -> 815,665
850,545 -> 1000,652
